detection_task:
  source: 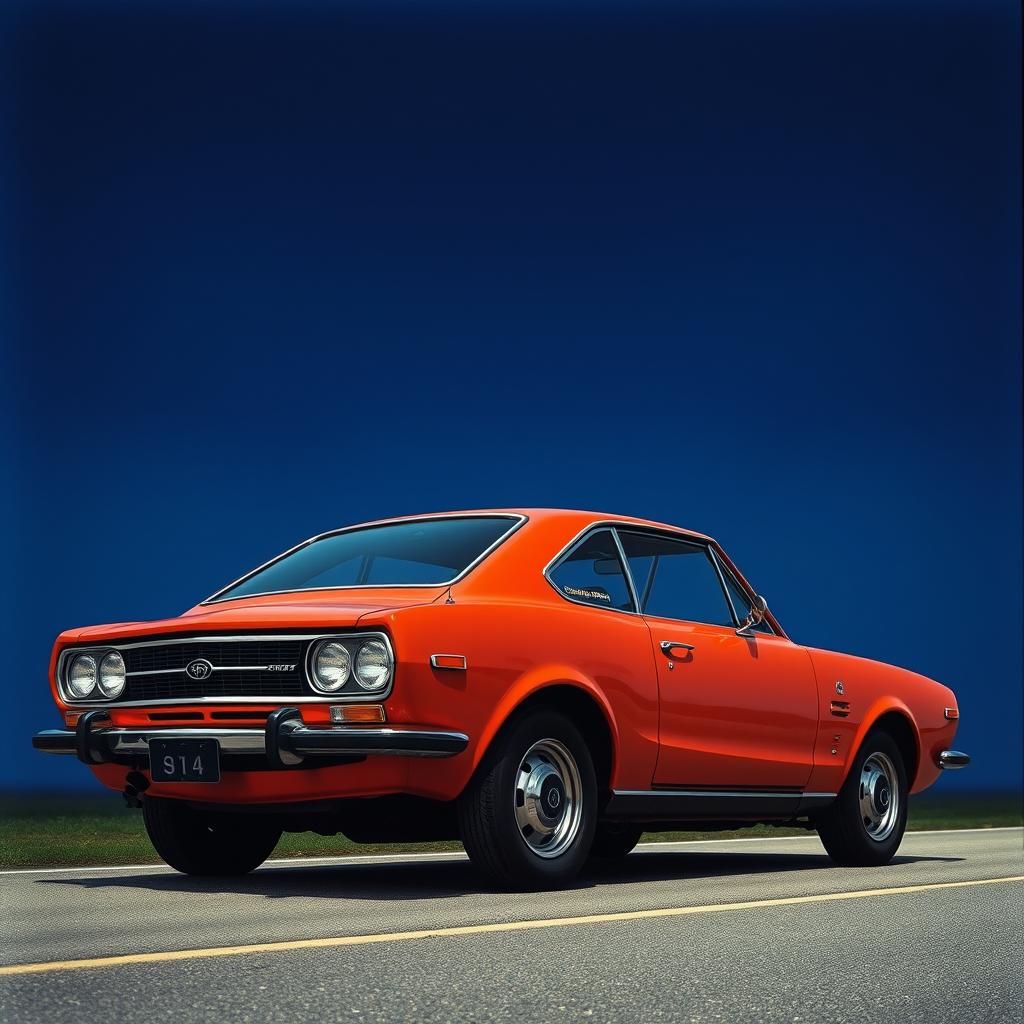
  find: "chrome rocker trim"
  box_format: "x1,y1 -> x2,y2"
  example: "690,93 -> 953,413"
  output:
936,749 -> 971,770
32,714 -> 469,768
603,788 -> 837,820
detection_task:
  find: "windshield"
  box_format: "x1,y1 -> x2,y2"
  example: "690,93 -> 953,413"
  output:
209,516 -> 522,601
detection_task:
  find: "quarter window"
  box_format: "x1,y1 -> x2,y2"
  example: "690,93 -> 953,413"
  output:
618,531 -> 735,627
548,529 -> 635,611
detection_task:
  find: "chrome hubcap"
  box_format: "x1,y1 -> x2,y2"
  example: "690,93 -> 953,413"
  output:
514,738 -> 583,859
859,751 -> 899,842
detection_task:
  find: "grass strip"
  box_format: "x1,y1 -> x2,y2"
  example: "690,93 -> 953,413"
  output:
1,791 -> 1019,870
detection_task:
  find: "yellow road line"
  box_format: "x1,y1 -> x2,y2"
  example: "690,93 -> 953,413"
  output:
3,875 -> 1021,977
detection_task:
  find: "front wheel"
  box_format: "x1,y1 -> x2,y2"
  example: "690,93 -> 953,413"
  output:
816,730 -> 908,866
458,709 -> 597,888
143,796 -> 282,876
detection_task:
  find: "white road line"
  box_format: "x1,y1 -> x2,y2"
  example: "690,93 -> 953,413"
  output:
0,826 -> 1018,877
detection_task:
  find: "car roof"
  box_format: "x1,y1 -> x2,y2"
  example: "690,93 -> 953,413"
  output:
331,508 -> 715,544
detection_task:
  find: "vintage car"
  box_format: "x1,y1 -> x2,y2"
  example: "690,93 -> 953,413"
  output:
33,509 -> 969,886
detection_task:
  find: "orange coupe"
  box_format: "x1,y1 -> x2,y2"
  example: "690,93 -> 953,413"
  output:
33,509 -> 968,886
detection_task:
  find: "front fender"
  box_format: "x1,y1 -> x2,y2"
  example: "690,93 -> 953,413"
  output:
471,663 -> 622,778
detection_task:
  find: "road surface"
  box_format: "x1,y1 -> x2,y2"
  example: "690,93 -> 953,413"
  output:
1,828 -> 1021,1022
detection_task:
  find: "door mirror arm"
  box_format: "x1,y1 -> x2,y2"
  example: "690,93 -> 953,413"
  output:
736,595 -> 769,638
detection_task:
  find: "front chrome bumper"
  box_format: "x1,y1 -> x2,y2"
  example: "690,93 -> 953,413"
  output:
32,707 -> 468,769
937,749 -> 971,770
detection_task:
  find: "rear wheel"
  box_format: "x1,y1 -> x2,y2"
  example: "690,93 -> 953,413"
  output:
816,730 -> 908,866
143,796 -> 282,876
590,823 -> 644,860
458,709 -> 597,888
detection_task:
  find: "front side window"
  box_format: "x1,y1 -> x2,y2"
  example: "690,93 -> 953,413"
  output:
618,531 -> 735,627
210,516 -> 521,601
718,560 -> 773,634
548,529 -> 635,611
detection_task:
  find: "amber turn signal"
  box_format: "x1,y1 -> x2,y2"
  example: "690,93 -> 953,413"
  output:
430,654 -> 468,670
944,707 -> 959,720
329,704 -> 386,724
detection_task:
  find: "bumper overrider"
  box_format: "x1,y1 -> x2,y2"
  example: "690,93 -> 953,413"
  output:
32,708 -> 468,769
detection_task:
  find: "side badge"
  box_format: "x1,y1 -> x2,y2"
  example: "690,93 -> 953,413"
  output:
835,681 -> 845,695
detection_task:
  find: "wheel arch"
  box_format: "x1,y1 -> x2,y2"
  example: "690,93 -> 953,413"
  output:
846,700 -> 921,790
469,672 -> 619,796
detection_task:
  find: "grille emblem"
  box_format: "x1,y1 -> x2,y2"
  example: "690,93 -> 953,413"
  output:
185,658 -> 214,681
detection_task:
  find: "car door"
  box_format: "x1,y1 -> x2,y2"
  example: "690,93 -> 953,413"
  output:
616,529 -> 819,790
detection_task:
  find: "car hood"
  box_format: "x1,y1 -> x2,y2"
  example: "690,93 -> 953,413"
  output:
70,589 -> 446,643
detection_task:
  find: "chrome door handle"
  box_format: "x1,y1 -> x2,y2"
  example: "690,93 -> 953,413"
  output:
660,640 -> 695,656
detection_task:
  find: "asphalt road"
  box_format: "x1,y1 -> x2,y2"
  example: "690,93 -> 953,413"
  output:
1,828 -> 1021,1023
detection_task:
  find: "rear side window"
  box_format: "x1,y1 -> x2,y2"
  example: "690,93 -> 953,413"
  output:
618,531 -> 735,627
548,529 -> 635,611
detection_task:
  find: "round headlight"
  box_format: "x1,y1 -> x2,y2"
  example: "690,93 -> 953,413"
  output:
312,641 -> 351,692
67,655 -> 97,699
354,640 -> 392,691
99,650 -> 126,698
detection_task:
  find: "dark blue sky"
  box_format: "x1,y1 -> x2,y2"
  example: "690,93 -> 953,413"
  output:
2,0 -> 1020,793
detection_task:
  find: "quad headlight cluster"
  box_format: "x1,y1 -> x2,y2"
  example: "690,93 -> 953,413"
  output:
62,650 -> 126,701
58,635 -> 394,703
309,637 -> 394,695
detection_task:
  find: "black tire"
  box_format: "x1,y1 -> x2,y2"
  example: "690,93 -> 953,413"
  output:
590,823 -> 644,860
143,796 -> 282,876
458,709 -> 598,889
816,729 -> 908,866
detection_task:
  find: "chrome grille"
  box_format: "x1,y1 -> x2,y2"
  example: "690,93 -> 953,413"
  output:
123,638 -> 308,701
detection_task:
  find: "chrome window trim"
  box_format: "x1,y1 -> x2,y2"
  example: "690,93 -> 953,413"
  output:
613,528 -> 752,632
611,528 -> 641,613
56,632 -> 395,706
542,523 -> 641,615
201,512 -> 528,605
545,521 -> 783,637
710,547 -> 777,637
708,547 -> 741,625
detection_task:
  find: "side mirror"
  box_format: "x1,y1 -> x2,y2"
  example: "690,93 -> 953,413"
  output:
736,595 -> 768,637
592,558 -> 623,576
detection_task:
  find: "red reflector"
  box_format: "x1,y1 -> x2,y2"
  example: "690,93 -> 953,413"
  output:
944,707 -> 959,720
430,654 -> 467,670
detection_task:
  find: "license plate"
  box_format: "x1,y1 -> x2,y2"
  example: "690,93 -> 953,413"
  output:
149,738 -> 221,783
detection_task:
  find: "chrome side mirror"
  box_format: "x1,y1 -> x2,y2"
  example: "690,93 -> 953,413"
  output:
736,595 -> 768,637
